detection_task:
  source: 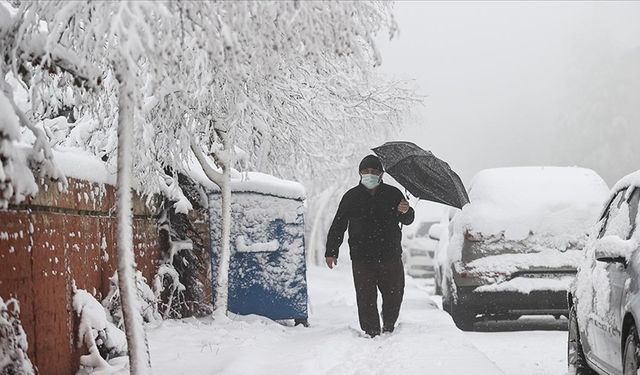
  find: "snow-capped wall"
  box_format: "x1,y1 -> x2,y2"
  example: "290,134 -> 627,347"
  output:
0,177 -> 160,374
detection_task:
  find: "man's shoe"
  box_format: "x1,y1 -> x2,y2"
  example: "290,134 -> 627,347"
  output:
382,326 -> 394,333
365,330 -> 380,338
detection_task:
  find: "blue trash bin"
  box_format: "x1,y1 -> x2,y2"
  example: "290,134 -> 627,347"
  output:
208,176 -> 308,323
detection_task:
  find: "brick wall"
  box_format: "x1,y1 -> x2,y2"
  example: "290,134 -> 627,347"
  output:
0,178 -> 161,375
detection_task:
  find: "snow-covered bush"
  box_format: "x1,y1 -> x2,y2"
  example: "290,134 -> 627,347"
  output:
0,89 -> 38,209
0,297 -> 35,375
101,272 -> 161,330
155,174 -> 212,319
73,289 -> 128,373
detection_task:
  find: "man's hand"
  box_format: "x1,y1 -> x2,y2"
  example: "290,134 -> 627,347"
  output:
397,199 -> 410,214
325,256 -> 337,269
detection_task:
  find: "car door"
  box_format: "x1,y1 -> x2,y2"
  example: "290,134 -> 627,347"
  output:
590,187 -> 639,371
585,190 -> 623,367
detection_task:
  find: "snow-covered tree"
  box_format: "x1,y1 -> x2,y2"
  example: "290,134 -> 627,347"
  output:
3,1 -> 173,372
5,0 -> 416,326
0,0 -> 102,208
141,1 -> 417,312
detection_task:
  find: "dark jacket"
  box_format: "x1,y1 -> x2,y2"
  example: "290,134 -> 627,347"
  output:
325,182 -> 415,262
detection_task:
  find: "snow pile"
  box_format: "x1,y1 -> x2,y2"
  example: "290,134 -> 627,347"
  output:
462,167 -> 609,241
187,154 -> 305,200
463,250 -> 584,276
102,271 -> 161,329
228,172 -> 306,200
46,146 -> 115,185
0,297 -> 35,375
72,289 -> 128,373
474,275 -> 575,294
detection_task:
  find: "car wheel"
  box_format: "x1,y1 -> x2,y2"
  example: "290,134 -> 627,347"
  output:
451,304 -> 475,331
568,306 -> 596,375
623,323 -> 640,375
442,277 -> 454,313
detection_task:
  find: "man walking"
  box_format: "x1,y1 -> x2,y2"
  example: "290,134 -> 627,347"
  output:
325,154 -> 415,337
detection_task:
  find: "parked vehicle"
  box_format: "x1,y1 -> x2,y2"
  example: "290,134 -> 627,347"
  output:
403,220 -> 438,278
432,209 -> 456,295
568,171 -> 640,375
404,241 -> 436,278
442,167 -> 609,330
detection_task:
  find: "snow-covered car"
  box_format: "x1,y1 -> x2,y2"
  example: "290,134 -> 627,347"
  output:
428,223 -> 445,289
432,209 -> 457,295
429,223 -> 448,295
442,167 -> 609,330
403,221 -> 438,278
568,171 -> 640,375
405,244 -> 435,278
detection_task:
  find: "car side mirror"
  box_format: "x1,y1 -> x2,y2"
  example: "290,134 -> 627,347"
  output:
594,235 -> 633,265
428,225 -> 443,241
595,254 -> 627,264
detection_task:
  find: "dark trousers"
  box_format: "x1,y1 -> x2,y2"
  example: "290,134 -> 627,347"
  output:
351,257 -> 405,335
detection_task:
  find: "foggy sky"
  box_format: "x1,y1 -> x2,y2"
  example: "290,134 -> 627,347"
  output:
376,1 -> 640,186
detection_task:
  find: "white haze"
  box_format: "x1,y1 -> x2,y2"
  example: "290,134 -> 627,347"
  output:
376,1 -> 640,186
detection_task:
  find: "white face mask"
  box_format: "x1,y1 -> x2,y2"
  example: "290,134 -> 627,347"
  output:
361,174 -> 381,189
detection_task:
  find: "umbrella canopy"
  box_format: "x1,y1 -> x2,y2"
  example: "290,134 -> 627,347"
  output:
372,141 -> 470,209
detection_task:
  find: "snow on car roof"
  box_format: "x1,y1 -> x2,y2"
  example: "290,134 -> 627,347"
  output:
609,170 -> 640,199
461,166 -> 609,240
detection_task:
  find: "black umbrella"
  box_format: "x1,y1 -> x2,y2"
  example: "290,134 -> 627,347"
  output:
372,141 -> 470,209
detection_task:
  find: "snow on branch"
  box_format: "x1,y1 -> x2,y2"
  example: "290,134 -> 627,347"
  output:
101,272 -> 161,331
0,82 -> 39,208
72,288 -> 128,373
1,78 -> 67,195
190,138 -> 224,186
0,297 -> 35,375
1,4 -> 102,90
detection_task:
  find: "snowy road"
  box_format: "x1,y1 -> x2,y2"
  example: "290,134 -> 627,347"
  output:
466,317 -> 568,375
147,265 -> 504,375
422,280 -> 569,375
145,265 -> 567,374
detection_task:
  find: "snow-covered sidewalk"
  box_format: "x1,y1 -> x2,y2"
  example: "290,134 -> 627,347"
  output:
147,264 -> 504,374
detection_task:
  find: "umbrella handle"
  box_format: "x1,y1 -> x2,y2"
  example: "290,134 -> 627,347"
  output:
401,189 -> 411,231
